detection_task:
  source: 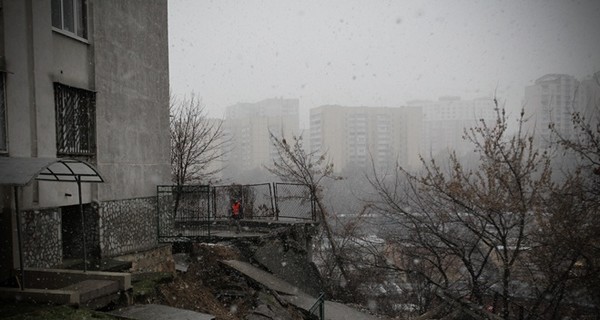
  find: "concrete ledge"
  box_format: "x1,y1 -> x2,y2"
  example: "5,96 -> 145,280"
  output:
0,287 -> 74,304
21,268 -> 131,291
61,280 -> 119,302
0,280 -> 119,306
113,244 -> 175,273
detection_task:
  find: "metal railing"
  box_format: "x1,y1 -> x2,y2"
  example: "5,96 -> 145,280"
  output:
156,185 -> 211,242
274,182 -> 317,221
156,182 -> 317,242
309,292 -> 325,319
211,183 -> 275,220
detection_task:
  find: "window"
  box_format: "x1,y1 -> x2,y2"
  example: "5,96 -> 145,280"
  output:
54,83 -> 96,156
0,73 -> 6,152
51,0 -> 87,39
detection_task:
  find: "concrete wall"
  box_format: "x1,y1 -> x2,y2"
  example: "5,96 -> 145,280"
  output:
3,0 -> 35,158
93,0 -> 170,201
114,244 -> 174,273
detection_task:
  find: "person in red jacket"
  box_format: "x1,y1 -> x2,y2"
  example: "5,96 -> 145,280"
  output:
231,199 -> 242,233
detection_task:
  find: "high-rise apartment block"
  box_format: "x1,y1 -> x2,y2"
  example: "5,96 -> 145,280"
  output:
523,72 -> 600,150
408,97 -> 497,159
574,72 -> 600,130
223,98 -> 300,175
524,74 -> 581,147
309,105 -> 422,174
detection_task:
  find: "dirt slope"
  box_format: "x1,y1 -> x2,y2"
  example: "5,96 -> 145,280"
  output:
147,243 -> 306,320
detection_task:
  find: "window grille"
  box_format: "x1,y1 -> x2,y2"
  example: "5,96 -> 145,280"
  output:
54,82 -> 96,156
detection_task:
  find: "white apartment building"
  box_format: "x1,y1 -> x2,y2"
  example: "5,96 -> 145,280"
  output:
309,105 -> 422,174
408,97 -> 497,160
223,98 -> 300,177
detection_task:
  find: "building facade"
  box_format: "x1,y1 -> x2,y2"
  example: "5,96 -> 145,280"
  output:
222,98 -> 299,179
0,0 -> 170,281
309,105 -> 422,174
407,97 -> 497,160
523,74 -> 580,148
576,72 -> 600,130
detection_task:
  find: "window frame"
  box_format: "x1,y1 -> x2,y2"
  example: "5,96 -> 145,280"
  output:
54,82 -> 97,157
51,0 -> 88,42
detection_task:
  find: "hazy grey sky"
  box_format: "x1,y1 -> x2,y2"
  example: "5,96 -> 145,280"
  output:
168,0 -> 600,124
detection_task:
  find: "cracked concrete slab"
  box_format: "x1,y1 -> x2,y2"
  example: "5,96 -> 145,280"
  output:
221,260 -> 302,296
221,259 -> 378,320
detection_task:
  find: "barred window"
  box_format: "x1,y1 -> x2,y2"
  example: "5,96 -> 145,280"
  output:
0,73 -> 6,152
54,83 -> 96,156
51,0 -> 87,39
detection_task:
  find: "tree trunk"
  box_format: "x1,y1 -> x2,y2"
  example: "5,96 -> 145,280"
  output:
314,195 -> 351,284
503,266 -> 511,319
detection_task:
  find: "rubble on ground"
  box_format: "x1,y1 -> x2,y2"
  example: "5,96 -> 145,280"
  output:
135,243 -> 307,320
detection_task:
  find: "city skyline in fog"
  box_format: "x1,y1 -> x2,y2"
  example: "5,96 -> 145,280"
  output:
168,0 -> 600,125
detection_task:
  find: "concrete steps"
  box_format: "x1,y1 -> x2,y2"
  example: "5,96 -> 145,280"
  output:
61,279 -> 119,304
61,258 -> 133,272
0,268 -> 131,307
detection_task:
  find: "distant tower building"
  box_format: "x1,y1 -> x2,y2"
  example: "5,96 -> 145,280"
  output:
309,105 -> 422,174
201,117 -> 226,183
408,97 -> 497,160
524,74 -> 580,147
576,72 -> 600,128
223,98 -> 300,177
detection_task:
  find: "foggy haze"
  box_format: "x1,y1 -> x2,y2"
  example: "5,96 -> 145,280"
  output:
168,0 -> 600,126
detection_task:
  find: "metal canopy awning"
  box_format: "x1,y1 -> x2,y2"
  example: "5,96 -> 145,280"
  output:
0,157 -> 105,290
0,157 -> 104,186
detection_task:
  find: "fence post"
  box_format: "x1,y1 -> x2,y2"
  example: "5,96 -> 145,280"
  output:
156,186 -> 160,242
273,183 -> 279,221
267,183 -> 274,220
309,292 -> 325,319
207,185 -> 211,237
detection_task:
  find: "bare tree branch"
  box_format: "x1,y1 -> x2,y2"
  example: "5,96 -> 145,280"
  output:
266,132 -> 351,287
170,94 -> 228,185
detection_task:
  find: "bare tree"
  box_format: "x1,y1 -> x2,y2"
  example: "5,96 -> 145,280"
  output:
170,94 -> 226,185
170,94 -> 227,218
548,86 -> 600,314
367,104 -> 576,319
266,132 -> 351,288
